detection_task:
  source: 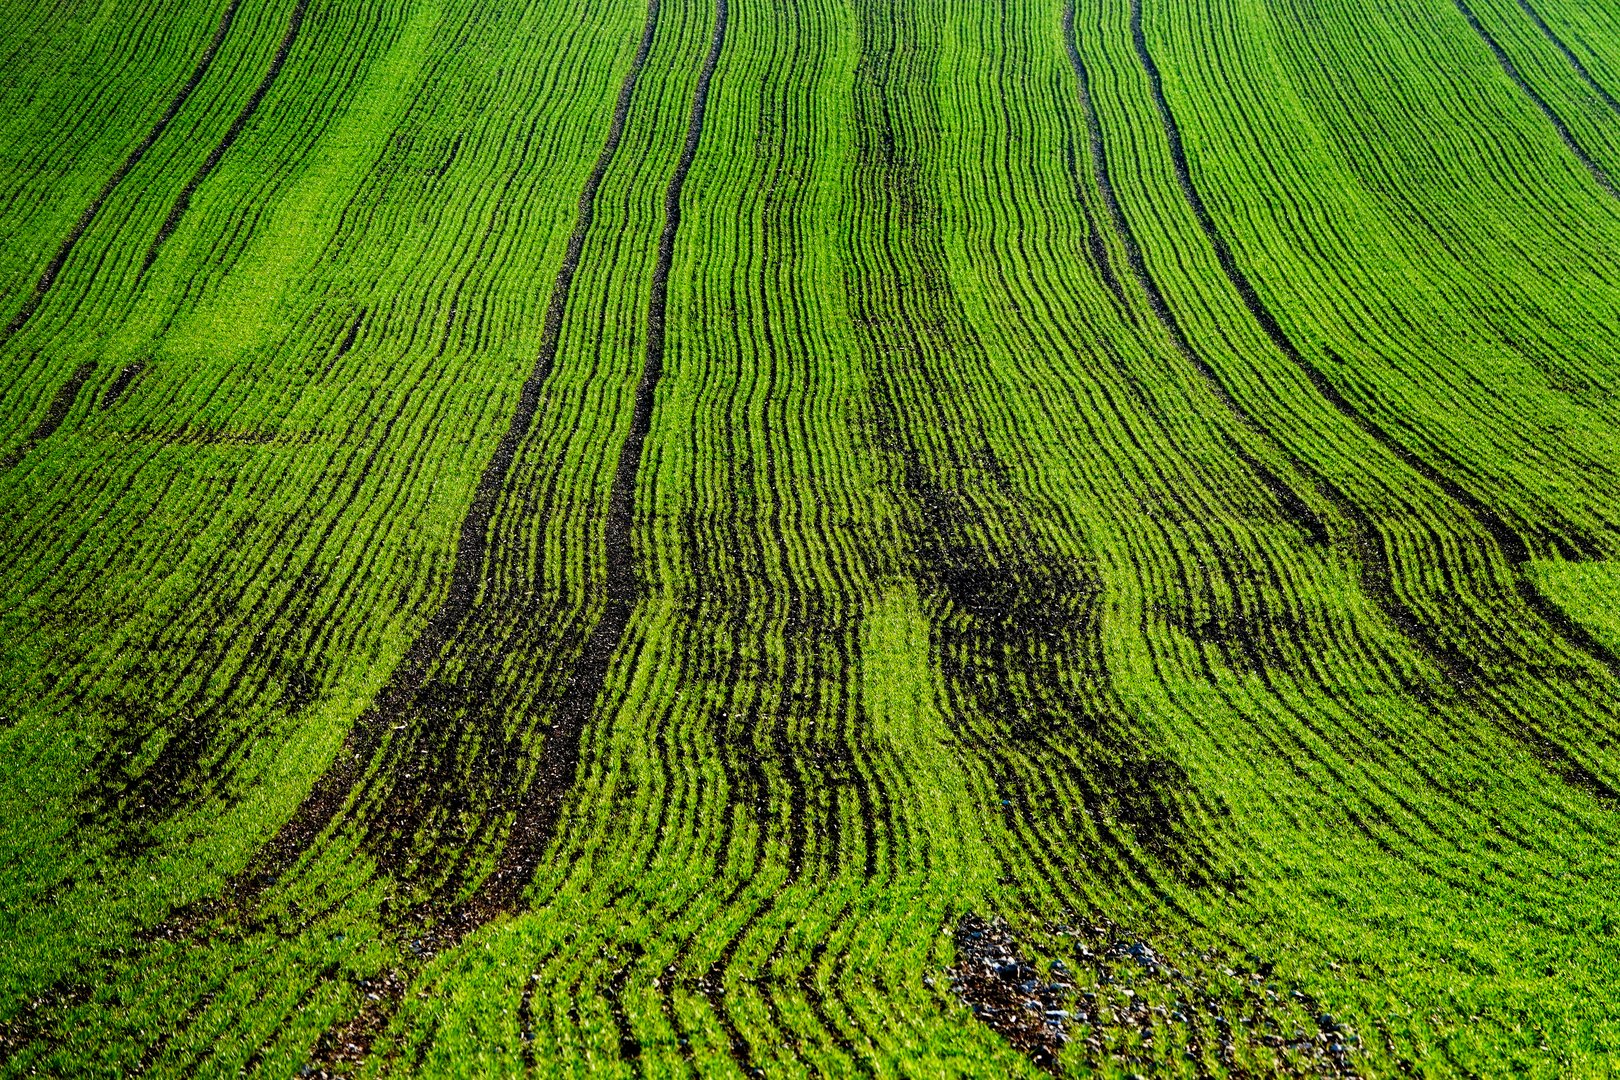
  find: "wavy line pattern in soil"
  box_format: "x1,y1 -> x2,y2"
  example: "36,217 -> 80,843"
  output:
1513,0 -> 1620,115
220,0 -> 665,901
457,0 -> 728,926
98,361 -> 147,410
139,0 -> 311,277
1451,0 -> 1616,197
13,0 -> 1620,1072
0,0 -> 242,347
0,361 -> 96,471
286,9 -> 731,1065
1060,0 -> 1327,549
850,0 -> 1204,909
1123,0 -> 1620,799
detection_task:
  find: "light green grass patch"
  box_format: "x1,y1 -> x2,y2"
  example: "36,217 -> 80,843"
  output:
1533,559 -> 1620,655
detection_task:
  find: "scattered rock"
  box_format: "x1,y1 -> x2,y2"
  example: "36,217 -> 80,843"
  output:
948,914 -> 1072,1072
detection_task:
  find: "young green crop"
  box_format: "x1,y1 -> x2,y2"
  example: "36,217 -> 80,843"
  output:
2,0 -> 1619,1074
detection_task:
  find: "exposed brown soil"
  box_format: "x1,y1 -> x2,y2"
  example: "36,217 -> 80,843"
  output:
949,915 -> 1072,1072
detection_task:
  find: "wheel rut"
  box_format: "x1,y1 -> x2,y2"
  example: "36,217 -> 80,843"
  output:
98,361 -> 147,410
208,0 -> 666,908
849,0 -> 1209,915
175,0 -> 728,1068
455,0 -> 728,925
1061,0 -> 1329,550
0,361 -> 96,471
1452,0 -> 1616,198
1512,0 -> 1620,116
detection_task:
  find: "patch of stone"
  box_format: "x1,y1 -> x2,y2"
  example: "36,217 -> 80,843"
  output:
948,914 -> 1072,1072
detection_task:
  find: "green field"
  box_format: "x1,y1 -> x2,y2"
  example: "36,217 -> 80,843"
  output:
2,0 -> 1620,1073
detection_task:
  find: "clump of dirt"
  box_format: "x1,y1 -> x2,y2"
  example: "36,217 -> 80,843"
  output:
302,968 -> 410,1078
0,979 -> 94,1066
1052,915 -> 1360,1076
948,914 -> 1072,1071
951,913 -> 1362,1076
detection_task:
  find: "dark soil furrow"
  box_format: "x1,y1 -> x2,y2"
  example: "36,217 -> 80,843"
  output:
458,0 -> 728,925
0,360 -> 96,470
1062,0 -> 1319,519
98,361 -> 147,410
1123,0 -> 1620,798
212,0 -> 664,900
849,0 -> 1199,909
1061,5 -> 1496,859
1513,0 -> 1620,115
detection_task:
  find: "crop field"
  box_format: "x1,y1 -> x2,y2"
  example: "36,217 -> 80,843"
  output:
2,0 -> 1620,1073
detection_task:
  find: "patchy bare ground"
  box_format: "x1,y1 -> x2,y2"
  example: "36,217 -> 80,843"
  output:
949,914 -> 1073,1071
951,913 -> 1361,1076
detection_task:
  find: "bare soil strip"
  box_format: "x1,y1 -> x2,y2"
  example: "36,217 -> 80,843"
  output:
457,0 -> 730,926
286,3 -> 729,1068
0,0 -> 243,347
210,0 -> 666,909
98,361 -> 147,410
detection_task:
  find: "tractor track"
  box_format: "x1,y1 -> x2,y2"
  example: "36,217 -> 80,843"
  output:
201,0 -> 666,909
220,0 -> 728,1068
1112,0 -> 1619,800
1513,0 -> 1620,116
1452,0 -> 1616,198
0,361 -> 96,471
454,0 -> 729,928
